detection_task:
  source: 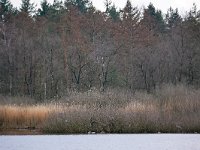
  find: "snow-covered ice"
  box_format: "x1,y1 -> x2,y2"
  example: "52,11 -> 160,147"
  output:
0,134 -> 199,150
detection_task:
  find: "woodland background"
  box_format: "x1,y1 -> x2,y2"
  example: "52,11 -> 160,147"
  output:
1,0 -> 200,101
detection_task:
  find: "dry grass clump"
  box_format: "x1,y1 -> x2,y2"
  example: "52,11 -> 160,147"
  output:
1,84 -> 200,134
0,104 -> 57,129
154,84 -> 200,132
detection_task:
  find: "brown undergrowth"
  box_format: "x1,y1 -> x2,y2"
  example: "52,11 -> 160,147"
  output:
0,84 -> 200,134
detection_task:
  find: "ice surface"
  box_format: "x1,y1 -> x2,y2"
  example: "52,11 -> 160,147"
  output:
0,134 -> 199,150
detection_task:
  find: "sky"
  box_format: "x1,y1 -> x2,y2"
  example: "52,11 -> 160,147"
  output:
10,0 -> 200,14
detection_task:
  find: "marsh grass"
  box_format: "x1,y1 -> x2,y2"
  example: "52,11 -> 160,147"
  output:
0,105 -> 52,129
1,84 -> 200,134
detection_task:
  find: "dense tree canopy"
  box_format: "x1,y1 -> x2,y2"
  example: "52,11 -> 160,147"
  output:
0,0 -> 200,100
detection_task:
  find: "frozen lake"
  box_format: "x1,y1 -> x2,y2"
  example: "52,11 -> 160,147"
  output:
0,134 -> 199,150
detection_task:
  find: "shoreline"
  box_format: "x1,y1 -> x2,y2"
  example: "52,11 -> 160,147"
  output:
1,129 -> 199,135
0,129 -> 42,135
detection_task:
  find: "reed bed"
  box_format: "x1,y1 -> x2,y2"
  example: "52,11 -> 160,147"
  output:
0,104 -> 53,129
0,84 -> 200,134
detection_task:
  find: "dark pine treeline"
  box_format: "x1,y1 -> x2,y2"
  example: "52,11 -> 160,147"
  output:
0,0 -> 200,100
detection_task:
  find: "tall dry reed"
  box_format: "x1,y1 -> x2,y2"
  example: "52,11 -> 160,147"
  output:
1,84 -> 200,134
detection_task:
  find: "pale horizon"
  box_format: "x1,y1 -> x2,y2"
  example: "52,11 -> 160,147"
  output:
9,0 -> 200,14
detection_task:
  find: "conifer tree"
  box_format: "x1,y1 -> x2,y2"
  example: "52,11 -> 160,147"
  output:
0,0 -> 13,21
65,0 -> 91,13
166,7 -> 181,28
20,0 -> 35,14
38,0 -> 50,16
